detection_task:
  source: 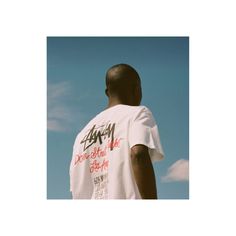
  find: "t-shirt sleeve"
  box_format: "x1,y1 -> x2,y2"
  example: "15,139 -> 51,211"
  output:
129,106 -> 164,162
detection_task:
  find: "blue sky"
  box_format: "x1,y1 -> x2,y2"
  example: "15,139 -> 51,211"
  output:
47,37 -> 189,199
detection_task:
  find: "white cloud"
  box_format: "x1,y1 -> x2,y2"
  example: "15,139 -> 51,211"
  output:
48,81 -> 70,100
47,81 -> 72,132
47,119 -> 65,132
47,81 -> 90,132
162,159 -> 189,182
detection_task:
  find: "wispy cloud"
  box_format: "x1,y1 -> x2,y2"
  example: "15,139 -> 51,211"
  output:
162,159 -> 189,182
47,119 -> 65,132
47,81 -> 73,132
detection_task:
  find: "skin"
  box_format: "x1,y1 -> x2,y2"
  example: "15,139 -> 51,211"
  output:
131,145 -> 157,199
105,64 -> 157,199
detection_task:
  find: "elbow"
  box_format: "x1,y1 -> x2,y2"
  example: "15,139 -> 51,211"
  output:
131,145 -> 149,164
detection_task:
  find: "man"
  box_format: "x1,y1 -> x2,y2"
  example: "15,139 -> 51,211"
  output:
69,64 -> 164,199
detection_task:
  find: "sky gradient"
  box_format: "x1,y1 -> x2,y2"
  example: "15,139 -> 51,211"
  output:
47,37 -> 189,199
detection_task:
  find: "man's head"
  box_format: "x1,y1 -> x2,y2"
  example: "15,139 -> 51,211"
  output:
105,64 -> 142,106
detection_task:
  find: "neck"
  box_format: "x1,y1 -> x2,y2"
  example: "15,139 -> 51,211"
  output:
107,99 -> 123,109
106,99 -> 138,109
106,96 -> 138,109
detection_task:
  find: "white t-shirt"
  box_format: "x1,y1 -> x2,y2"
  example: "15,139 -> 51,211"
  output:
69,105 -> 164,199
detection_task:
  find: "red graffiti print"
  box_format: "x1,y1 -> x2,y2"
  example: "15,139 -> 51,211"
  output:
90,159 -> 109,173
74,146 -> 108,165
73,138 -> 122,174
74,138 -> 122,166
107,138 -> 121,149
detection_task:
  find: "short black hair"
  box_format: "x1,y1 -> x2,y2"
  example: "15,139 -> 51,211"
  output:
105,64 -> 140,96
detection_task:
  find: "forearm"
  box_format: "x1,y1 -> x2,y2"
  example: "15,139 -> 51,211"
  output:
131,148 -> 157,199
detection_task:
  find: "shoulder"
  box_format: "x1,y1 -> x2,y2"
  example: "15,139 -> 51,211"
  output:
132,105 -> 154,118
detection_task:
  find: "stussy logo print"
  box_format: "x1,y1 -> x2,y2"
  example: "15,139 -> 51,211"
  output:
80,122 -> 116,151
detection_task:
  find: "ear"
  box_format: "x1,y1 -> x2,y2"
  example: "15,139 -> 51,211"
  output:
105,88 -> 109,97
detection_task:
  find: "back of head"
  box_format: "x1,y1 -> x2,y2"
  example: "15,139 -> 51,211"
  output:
105,64 -> 142,105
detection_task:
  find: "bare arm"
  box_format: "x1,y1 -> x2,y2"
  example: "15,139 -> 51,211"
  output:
131,145 -> 157,199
